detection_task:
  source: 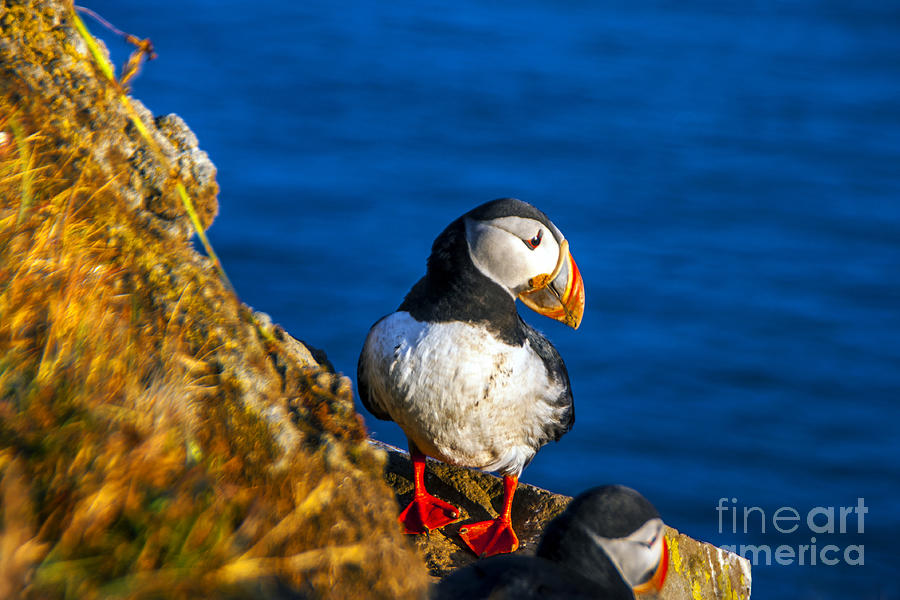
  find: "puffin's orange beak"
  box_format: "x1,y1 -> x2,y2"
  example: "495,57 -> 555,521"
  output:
633,537 -> 669,596
518,242 -> 585,330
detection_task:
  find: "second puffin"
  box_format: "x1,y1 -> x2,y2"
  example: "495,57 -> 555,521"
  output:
358,198 -> 585,557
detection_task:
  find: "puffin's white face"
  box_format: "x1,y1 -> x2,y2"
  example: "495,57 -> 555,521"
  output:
465,216 -> 562,295
590,518 -> 669,595
464,215 -> 585,329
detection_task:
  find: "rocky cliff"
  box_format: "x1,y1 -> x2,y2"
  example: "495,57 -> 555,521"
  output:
0,1 -> 428,597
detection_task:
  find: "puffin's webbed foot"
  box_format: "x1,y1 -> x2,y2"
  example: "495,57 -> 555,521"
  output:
460,474 -> 520,556
459,517 -> 519,557
398,493 -> 461,534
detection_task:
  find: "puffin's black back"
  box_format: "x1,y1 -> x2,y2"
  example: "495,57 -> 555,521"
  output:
433,554 -> 634,600
536,485 -> 661,584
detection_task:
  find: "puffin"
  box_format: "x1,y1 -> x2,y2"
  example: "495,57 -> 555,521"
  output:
357,198 -> 585,557
434,485 -> 670,599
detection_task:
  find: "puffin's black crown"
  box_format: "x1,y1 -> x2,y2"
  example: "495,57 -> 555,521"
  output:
465,198 -> 553,227
536,485 -> 660,585
563,484 -> 661,539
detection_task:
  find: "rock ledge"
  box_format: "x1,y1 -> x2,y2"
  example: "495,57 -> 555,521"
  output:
374,441 -> 752,599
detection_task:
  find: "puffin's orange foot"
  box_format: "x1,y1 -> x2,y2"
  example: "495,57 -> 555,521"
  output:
459,518 -> 519,557
398,493 -> 461,534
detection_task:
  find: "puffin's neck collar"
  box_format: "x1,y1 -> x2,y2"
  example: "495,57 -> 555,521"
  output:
398,217 -> 524,345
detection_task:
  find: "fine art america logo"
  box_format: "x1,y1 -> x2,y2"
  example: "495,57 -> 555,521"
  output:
716,497 -> 866,566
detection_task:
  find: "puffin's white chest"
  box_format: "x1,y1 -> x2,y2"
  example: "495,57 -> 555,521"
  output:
360,311 -> 567,474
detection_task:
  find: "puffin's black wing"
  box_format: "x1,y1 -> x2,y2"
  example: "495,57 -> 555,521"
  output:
521,319 -> 575,442
434,555 -> 632,600
357,315 -> 392,422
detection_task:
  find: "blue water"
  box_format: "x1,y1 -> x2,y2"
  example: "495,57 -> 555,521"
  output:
88,1 -> 899,597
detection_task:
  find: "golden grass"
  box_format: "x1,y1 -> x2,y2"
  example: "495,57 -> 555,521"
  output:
0,2 -> 429,597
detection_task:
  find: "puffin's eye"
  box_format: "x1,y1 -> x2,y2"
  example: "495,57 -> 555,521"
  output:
524,229 -> 543,250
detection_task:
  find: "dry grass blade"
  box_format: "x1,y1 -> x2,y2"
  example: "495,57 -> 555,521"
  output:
217,544 -> 368,586
74,5 -> 157,88
69,6 -> 233,294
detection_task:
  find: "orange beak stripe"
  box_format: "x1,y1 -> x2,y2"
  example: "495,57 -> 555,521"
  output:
633,536 -> 669,595
561,250 -> 584,329
518,244 -> 585,330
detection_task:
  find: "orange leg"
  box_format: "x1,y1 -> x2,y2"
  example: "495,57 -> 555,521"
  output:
397,442 -> 461,534
459,474 -> 519,557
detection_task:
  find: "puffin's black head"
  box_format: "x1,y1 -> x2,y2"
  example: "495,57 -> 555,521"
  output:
537,485 -> 669,596
425,198 -> 585,329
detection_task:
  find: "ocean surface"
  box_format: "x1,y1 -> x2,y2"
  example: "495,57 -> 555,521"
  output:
87,1 -> 899,598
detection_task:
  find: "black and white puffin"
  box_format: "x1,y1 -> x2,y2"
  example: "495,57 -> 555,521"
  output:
357,198 -> 585,557
434,485 -> 670,599
536,485 -> 669,596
